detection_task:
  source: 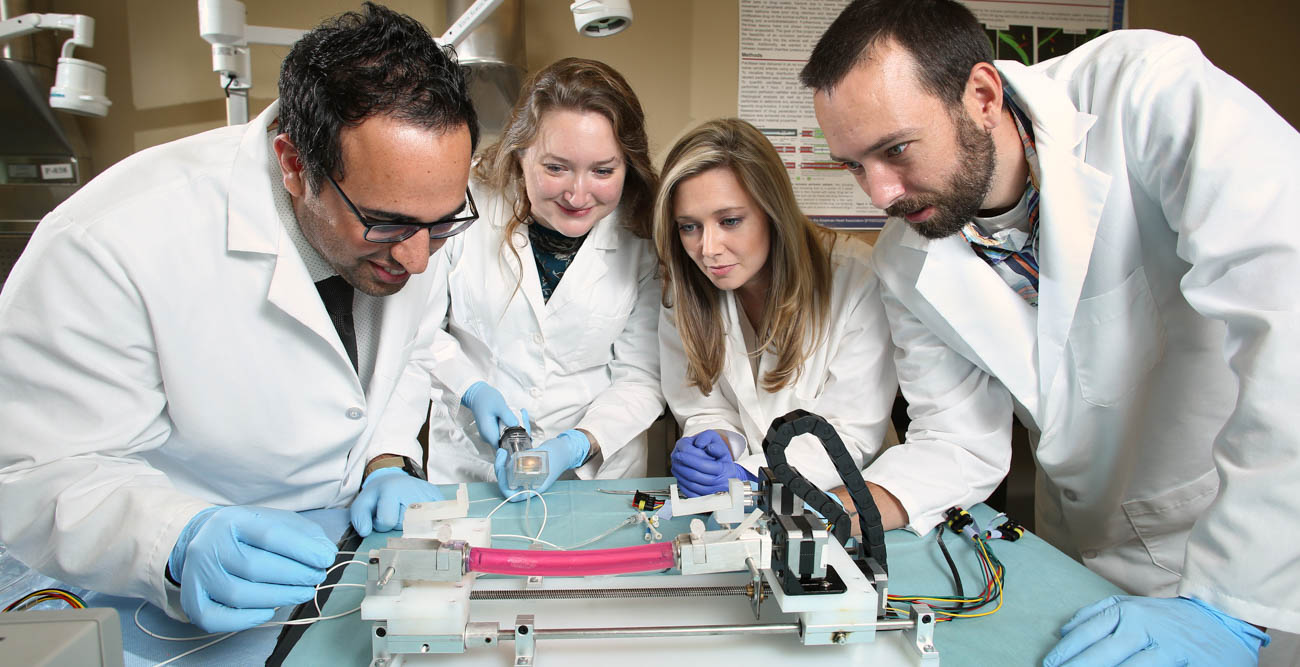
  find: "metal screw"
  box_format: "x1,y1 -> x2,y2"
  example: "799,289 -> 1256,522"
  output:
832,631 -> 848,644
421,644 -> 430,653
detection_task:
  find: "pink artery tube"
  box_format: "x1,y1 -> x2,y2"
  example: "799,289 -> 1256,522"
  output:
467,542 -> 676,576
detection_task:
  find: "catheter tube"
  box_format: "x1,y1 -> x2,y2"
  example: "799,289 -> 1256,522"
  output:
466,542 -> 676,576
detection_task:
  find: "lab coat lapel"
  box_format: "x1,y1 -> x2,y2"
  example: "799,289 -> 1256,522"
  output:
543,212 -> 615,314
224,101 -> 356,368
911,227 -> 1040,414
1001,63 -> 1110,399
508,226 -> 549,322
720,293 -> 763,432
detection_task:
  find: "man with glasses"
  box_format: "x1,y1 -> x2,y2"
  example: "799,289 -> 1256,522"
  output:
0,4 -> 476,633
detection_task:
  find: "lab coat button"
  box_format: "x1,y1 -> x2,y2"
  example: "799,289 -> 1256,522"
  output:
346,407 -> 364,420
1081,550 -> 1098,559
532,333 -> 543,344
1063,489 -> 1079,502
529,387 -> 542,398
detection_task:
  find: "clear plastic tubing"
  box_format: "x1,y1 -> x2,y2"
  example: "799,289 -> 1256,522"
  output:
467,542 -> 675,577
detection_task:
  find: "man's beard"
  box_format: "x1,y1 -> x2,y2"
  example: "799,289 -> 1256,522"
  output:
885,111 -> 996,240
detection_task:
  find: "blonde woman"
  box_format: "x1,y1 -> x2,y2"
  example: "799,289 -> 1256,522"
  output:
656,118 -> 898,505
425,58 -> 663,498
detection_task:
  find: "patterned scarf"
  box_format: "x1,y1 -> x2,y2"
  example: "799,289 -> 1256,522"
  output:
528,220 -> 588,302
960,92 -> 1041,307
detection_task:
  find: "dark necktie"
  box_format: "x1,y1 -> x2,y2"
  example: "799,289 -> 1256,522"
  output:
315,275 -> 358,373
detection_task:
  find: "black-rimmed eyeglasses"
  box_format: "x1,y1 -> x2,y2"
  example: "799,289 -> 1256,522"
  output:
326,173 -> 478,243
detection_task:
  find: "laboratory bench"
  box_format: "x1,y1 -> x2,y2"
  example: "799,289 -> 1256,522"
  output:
1,477 -> 1123,666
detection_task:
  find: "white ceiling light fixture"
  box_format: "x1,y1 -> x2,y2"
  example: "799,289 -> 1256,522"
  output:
0,12 -> 111,117
440,0 -> 632,48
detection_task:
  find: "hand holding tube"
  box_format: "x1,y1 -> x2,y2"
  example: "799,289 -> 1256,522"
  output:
461,381 -> 520,446
670,430 -> 755,497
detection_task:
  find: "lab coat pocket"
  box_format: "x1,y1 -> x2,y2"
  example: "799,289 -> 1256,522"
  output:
1121,469 -> 1219,577
552,312 -> 621,372
1069,266 -> 1166,407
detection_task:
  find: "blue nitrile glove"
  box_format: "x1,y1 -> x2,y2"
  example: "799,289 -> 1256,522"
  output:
1043,595 -> 1269,667
350,467 -> 445,537
496,429 -> 589,501
461,381 -> 520,446
168,505 -> 337,633
670,430 -> 757,497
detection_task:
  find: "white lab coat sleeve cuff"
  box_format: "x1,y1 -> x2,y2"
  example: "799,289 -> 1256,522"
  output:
860,446 -> 974,537
1177,581 -> 1298,636
573,444 -> 604,480
150,500 -> 219,621
680,423 -> 746,456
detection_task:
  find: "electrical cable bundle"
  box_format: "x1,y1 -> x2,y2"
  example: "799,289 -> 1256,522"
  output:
886,507 -> 1006,621
2,587 -> 87,612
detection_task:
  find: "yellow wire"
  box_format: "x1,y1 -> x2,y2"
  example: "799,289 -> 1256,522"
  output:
890,534 -> 1006,619
4,588 -> 86,611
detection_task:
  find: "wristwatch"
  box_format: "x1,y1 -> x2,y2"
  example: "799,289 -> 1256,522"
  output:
576,429 -> 601,468
363,453 -> 426,482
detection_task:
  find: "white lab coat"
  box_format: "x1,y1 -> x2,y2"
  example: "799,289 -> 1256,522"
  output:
865,31 -> 1300,632
0,102 -> 437,621
660,234 -> 897,492
423,183 -> 663,483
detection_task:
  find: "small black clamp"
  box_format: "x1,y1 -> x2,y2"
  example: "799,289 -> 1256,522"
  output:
632,490 -> 663,511
986,517 -> 1024,542
943,507 -> 977,540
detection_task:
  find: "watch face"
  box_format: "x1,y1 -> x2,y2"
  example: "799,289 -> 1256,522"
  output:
401,456 -> 427,481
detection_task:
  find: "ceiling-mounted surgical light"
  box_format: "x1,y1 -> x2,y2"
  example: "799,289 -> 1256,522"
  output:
570,0 -> 632,37
440,0 -> 633,49
197,0 -> 306,126
0,13 -> 111,117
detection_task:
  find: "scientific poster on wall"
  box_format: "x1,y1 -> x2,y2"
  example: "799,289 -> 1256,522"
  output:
739,0 -> 1125,229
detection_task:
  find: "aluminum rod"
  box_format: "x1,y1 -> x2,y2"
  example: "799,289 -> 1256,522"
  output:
503,623 -> 799,640
495,618 -> 915,641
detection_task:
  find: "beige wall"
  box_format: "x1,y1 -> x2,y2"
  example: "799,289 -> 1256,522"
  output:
48,0 -> 741,178
1130,0 -> 1299,128
47,0 -> 1296,179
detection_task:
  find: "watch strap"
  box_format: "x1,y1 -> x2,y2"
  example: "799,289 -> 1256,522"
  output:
364,453 -> 426,482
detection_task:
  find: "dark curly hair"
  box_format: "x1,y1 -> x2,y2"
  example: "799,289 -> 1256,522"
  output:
278,2 -> 479,193
800,0 -> 992,110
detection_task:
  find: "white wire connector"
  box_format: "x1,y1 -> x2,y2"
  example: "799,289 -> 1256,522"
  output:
639,510 -> 662,542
